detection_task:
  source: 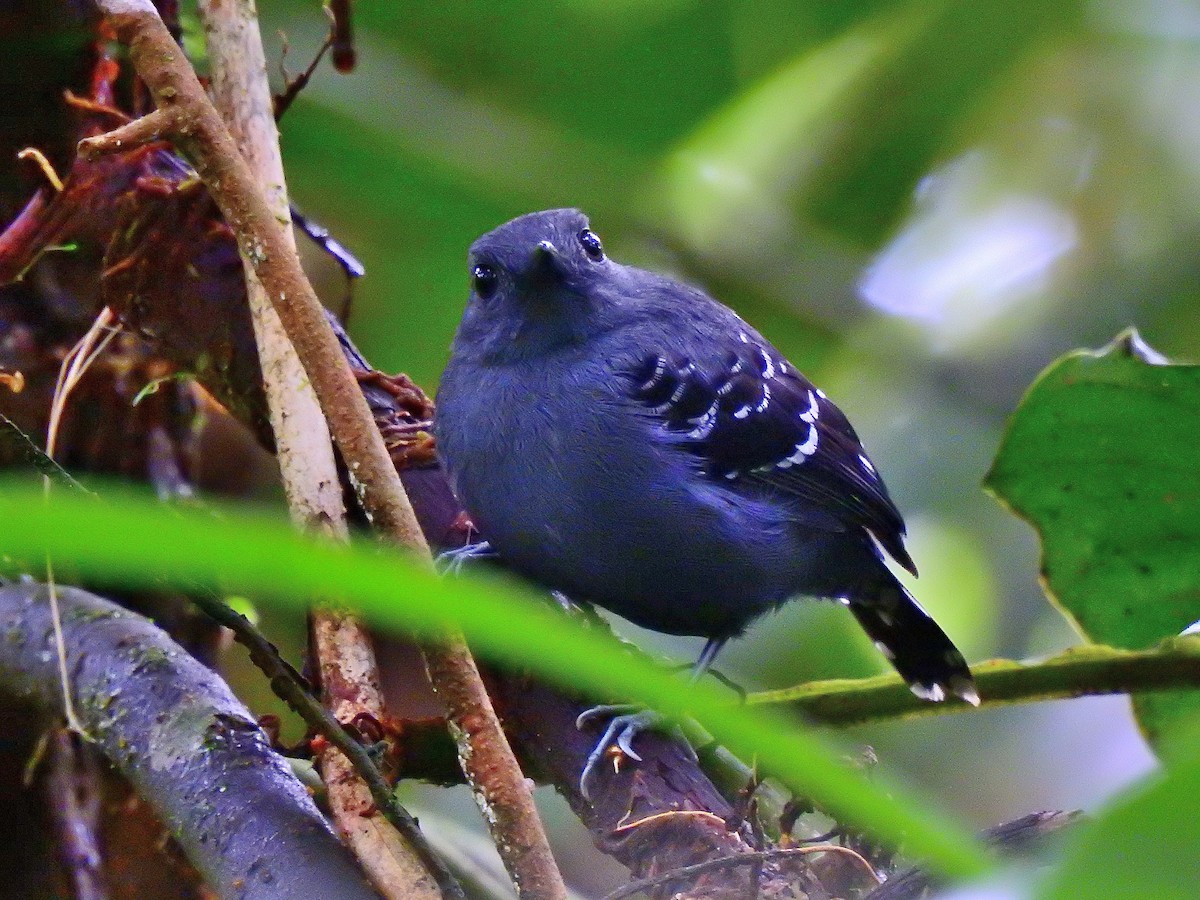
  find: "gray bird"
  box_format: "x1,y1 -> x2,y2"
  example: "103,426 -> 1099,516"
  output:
435,209 -> 978,787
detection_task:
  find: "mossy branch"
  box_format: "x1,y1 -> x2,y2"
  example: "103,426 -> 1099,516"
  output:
0,581 -> 379,900
748,639 -> 1200,725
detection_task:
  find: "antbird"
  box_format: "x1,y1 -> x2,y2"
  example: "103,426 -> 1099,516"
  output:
435,209 -> 978,793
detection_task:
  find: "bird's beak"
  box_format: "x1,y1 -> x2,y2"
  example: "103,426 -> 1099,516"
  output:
530,240 -> 564,280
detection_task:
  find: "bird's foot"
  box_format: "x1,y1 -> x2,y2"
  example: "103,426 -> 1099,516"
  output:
434,540 -> 496,576
575,705 -> 696,801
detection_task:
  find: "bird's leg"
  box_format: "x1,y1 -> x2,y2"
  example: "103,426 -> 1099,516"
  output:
690,637 -> 727,684
576,706 -> 669,801
434,540 -> 496,576
576,640 -> 729,801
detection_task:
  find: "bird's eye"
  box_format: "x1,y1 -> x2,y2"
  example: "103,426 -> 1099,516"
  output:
578,229 -> 604,261
472,264 -> 498,299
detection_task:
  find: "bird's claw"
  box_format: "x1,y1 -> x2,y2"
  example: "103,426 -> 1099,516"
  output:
576,705 -> 695,801
434,540 -> 496,576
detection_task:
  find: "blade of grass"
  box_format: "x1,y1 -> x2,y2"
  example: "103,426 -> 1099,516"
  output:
0,482 -> 991,881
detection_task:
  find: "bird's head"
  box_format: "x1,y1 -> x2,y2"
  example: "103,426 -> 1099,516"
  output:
454,208 -> 619,362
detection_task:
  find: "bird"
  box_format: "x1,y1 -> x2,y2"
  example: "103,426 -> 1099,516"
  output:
435,208 -> 978,791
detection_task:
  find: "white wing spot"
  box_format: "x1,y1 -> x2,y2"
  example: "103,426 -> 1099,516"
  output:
687,399 -> 720,426
859,454 -> 876,473
759,349 -> 776,379
874,640 -> 896,661
782,424 -> 819,465
815,388 -> 827,400
638,356 -> 667,392
799,390 -> 820,424
754,383 -> 771,413
739,331 -> 750,343
686,400 -> 720,438
733,405 -> 751,419
669,362 -> 694,404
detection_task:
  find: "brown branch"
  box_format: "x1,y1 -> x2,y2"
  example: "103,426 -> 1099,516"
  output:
603,844 -> 879,900
79,106 -> 174,154
187,591 -> 458,897
194,0 -> 437,895
310,608 -> 454,899
80,3 -> 566,896
43,728 -> 110,900
77,0 -> 421,548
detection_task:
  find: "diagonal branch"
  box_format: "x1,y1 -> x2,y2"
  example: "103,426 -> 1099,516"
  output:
188,591 -> 453,895
79,3 -> 566,896
193,1 -> 440,895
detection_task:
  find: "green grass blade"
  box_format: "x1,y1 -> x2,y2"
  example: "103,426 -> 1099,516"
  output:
0,483 -> 990,879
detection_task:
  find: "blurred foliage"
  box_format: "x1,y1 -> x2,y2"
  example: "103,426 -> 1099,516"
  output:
1037,753 -> 1200,900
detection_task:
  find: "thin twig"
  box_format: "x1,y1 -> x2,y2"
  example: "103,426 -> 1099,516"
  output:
17,148 -> 65,192
187,591 -> 460,896
81,3 -> 566,896
273,16 -> 335,120
748,640 -> 1200,725
45,305 -> 120,737
0,414 -> 88,491
44,728 -> 110,900
602,845 -> 881,900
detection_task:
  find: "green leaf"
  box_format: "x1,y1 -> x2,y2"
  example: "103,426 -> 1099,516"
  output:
985,329 -> 1200,760
653,1 -> 934,257
0,482 -> 990,880
652,0 -> 1080,249
1037,752 -> 1200,900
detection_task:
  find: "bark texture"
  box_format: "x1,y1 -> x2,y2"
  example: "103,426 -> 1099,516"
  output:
0,581 -> 379,900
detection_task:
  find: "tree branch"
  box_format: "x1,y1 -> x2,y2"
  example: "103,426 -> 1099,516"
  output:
43,728 -> 109,900
748,640 -> 1200,725
187,591 -> 456,896
79,3 -> 565,895
862,810 -> 1079,900
193,1 -> 443,895
0,581 -> 379,900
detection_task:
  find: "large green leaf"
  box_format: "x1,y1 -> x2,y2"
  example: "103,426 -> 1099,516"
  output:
985,330 -> 1200,760
0,483 -> 990,880
1037,751 -> 1200,900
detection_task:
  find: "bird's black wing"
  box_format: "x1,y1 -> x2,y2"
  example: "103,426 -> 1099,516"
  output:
625,334 -> 916,575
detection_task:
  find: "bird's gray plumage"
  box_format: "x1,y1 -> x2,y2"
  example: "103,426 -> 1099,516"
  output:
436,208 -> 976,703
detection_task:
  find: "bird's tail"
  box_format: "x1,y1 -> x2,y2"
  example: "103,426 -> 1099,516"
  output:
849,571 -> 978,706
